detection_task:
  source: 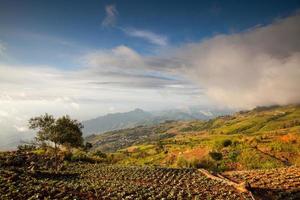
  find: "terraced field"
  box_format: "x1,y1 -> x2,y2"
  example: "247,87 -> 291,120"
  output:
0,163 -> 252,200
223,167 -> 300,200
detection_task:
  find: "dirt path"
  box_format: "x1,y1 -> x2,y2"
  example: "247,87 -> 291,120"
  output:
198,169 -> 256,200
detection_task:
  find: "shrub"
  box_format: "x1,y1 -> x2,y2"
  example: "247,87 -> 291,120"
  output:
93,150 -> 107,158
84,142 -> 93,151
222,139 -> 232,147
70,150 -> 95,163
228,151 -> 239,162
209,151 -> 223,161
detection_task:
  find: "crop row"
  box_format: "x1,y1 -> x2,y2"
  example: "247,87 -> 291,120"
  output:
0,162 -> 254,200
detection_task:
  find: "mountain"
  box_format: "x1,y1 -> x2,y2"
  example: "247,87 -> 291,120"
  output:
82,107 -> 231,136
83,109 -> 152,136
86,104 -> 300,170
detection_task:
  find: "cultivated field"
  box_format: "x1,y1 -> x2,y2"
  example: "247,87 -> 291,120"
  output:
0,162 -> 253,200
223,167 -> 300,200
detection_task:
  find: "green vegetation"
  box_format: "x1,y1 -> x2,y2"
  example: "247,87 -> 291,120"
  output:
87,104 -> 300,171
29,113 -> 84,148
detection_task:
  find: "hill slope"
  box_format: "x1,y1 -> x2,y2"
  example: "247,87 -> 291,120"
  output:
87,104 -> 300,171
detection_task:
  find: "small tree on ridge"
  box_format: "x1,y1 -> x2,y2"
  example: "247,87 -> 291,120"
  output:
29,113 -> 84,171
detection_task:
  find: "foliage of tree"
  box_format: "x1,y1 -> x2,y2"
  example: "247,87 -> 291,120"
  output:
29,113 -> 84,148
28,113 -> 84,171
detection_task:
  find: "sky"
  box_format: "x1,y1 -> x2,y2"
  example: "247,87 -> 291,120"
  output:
1,0 -> 300,148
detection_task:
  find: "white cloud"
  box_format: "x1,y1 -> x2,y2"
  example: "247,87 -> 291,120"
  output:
123,28 -> 168,46
102,4 -> 118,27
84,45 -> 144,70
101,5 -> 168,46
172,13 -> 300,109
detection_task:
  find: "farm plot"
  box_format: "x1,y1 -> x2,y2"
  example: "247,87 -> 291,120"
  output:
0,163 -> 252,200
222,167 -> 300,200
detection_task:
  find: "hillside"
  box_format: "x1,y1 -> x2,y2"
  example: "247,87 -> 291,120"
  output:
86,120 -> 182,152
87,104 -> 300,171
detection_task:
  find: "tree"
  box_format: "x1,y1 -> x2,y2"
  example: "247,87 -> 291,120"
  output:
29,114 -> 84,148
29,113 -> 84,171
29,113 -> 56,143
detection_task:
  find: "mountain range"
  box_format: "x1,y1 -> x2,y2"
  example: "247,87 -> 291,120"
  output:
82,107 -> 231,136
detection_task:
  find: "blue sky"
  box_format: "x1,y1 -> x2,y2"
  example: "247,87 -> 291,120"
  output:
1,1 -> 300,148
1,0 -> 300,67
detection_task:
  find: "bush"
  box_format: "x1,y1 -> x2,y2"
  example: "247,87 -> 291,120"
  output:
209,151 -> 223,161
93,150 -> 107,158
84,142 -> 93,151
70,150 -> 95,163
228,151 -> 239,162
213,139 -> 233,150
222,139 -> 232,147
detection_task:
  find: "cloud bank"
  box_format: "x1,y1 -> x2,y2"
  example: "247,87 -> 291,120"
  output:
89,12 -> 300,109
173,13 -> 300,108
100,12 -> 300,108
